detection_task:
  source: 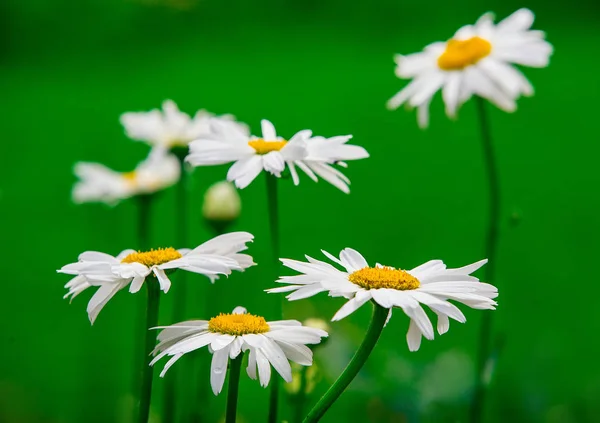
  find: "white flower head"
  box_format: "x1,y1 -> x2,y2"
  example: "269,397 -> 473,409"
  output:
150,306 -> 328,395
120,100 -> 249,149
268,248 -> 498,351
387,8 -> 553,128
58,232 -> 255,324
186,119 -> 368,192
72,148 -> 180,205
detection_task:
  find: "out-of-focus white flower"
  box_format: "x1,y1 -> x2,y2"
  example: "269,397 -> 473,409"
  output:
202,181 -> 241,223
187,119 -> 368,192
72,148 -> 180,205
387,8 -> 553,128
120,100 -> 249,149
269,248 -> 497,351
58,232 -> 255,323
151,306 -> 328,395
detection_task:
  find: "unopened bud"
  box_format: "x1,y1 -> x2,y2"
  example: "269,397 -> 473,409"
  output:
203,181 -> 241,225
303,318 -> 330,333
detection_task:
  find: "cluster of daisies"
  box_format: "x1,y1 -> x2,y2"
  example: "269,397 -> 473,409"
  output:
60,6 -> 552,418
60,235 -> 497,393
74,101 -> 369,205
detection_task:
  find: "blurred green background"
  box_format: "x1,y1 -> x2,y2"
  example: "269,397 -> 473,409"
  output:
1,0 -> 599,422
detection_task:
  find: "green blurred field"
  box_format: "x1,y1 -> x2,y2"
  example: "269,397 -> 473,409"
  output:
1,0 -> 599,422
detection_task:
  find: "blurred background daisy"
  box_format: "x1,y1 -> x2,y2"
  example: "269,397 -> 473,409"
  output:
1,0 -> 599,422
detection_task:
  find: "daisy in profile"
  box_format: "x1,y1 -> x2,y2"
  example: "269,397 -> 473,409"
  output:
72,148 -> 180,205
58,232 -> 255,323
387,8 -> 553,128
120,100 -> 248,150
151,306 -> 328,395
186,119 -> 368,192
268,248 -> 497,351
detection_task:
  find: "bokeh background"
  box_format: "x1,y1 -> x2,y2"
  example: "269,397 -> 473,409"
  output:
2,0 -> 599,422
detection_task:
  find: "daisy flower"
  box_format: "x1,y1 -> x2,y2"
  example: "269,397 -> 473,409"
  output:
268,248 -> 497,351
120,100 -> 248,150
58,232 -> 255,323
387,8 -> 553,128
72,148 -> 180,205
151,306 -> 328,394
186,119 -> 368,192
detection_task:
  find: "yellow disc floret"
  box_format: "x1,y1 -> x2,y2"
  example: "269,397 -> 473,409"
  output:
208,312 -> 270,336
348,266 -> 420,291
248,139 -> 287,155
121,247 -> 182,267
437,36 -> 492,71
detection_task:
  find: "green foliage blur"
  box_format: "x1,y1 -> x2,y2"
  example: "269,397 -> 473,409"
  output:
1,0 -> 599,422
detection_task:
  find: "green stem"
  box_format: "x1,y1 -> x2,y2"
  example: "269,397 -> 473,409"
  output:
225,356 -> 243,423
470,97 -> 501,423
132,195 -> 153,418
137,280 -> 161,423
164,153 -> 190,423
266,173 -> 280,265
265,173 -> 282,423
303,303 -> 388,423
137,194 -> 152,250
294,366 -> 309,423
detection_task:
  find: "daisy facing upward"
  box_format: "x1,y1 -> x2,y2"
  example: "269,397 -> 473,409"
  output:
151,306 -> 328,395
387,8 -> 553,128
268,248 -> 497,351
186,119 -> 368,193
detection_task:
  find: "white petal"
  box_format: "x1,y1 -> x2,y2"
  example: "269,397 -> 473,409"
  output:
87,282 -> 126,324
153,268 -> 172,293
339,248 -> 368,272
497,8 -> 534,32
261,119 -> 277,140
210,346 -> 231,395
406,319 -> 423,352
246,347 -> 257,379
255,348 -> 272,387
273,340 -> 313,366
331,291 -> 372,321
442,72 -> 462,118
436,312 -> 450,335
159,353 -> 184,378
228,155 -> 263,189
258,337 -> 292,382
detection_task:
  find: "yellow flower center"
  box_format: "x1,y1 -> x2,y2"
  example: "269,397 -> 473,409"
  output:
348,266 -> 420,291
123,171 -> 137,181
248,139 -> 287,155
121,247 -> 182,267
208,312 -> 270,335
437,36 -> 492,71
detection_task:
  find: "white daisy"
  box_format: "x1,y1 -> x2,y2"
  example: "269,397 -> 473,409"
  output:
387,8 -> 553,128
72,148 -> 180,205
287,135 -> 369,194
58,232 -> 255,323
186,119 -> 310,189
268,248 -> 497,351
150,306 -> 328,395
187,119 -> 368,192
120,99 -> 248,149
